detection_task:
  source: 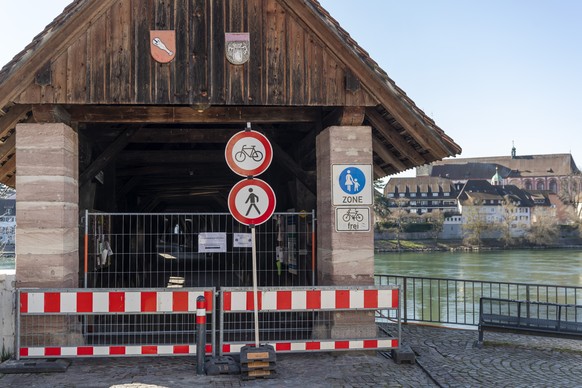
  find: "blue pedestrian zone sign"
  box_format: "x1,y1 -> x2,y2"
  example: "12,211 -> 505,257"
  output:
332,164 -> 373,206
338,167 -> 366,195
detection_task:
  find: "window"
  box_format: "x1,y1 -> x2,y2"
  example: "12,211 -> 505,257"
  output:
410,193 -> 416,197
444,192 -> 450,197
421,193 -> 427,197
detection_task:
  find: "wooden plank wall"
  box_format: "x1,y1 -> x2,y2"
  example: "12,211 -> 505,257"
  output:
15,0 -> 376,107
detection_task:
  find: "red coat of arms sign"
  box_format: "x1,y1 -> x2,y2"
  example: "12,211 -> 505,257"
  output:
150,30 -> 176,63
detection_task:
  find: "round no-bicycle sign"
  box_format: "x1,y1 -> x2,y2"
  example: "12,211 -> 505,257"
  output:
225,130 -> 273,177
228,178 -> 276,226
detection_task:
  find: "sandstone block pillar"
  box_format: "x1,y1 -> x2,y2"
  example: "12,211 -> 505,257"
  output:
315,126 -> 376,339
15,123 -> 79,289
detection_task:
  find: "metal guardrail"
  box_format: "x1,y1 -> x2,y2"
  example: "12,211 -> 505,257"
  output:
375,274 -> 582,326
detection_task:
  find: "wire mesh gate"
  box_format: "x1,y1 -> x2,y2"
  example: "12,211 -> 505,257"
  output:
83,212 -> 315,290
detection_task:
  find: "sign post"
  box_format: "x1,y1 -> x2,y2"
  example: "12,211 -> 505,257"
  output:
226,126 -> 275,348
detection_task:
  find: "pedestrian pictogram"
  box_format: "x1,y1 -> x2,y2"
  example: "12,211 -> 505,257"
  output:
338,167 -> 366,194
225,130 -> 273,177
332,164 -> 373,205
228,178 -> 276,226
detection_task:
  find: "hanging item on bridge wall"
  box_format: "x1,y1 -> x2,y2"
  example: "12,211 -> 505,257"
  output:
150,30 -> 176,63
225,33 -> 250,65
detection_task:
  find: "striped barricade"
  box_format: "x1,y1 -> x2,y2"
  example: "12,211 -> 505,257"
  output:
17,288 -> 215,359
219,286 -> 400,354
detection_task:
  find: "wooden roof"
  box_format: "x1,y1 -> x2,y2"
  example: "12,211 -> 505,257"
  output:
0,0 -> 461,190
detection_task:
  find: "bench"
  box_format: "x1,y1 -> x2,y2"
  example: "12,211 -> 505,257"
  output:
478,297 -> 582,343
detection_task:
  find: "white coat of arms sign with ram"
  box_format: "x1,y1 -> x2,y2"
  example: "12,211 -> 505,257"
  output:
225,33 -> 250,65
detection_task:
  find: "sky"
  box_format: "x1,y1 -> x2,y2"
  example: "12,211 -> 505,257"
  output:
1,1 -> 581,177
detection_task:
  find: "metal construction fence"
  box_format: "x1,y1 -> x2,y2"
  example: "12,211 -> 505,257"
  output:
376,274 -> 582,326
16,288 -> 215,359
219,286 -> 400,354
83,211 -> 315,290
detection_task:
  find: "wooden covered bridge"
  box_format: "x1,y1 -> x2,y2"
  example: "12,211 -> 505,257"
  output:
0,0 -> 460,294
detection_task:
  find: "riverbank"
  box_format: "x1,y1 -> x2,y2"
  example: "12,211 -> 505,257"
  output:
374,238 -> 582,252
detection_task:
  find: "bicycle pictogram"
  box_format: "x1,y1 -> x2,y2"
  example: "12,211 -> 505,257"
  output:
235,144 -> 264,163
342,209 -> 364,223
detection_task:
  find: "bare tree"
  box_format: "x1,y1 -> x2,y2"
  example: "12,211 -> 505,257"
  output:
387,197 -> 410,251
461,199 -> 491,248
498,195 -> 519,247
527,213 -> 560,246
559,173 -> 582,223
423,210 -> 444,245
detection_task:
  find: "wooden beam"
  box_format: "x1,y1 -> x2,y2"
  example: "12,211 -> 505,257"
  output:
366,108 -> 426,166
68,106 -> 321,124
0,1 -> 118,110
79,127 -> 140,187
0,135 -> 16,162
372,141 -> 407,171
131,128 -> 239,143
0,156 -> 16,181
374,164 -> 388,180
116,150 -> 225,165
32,105 -> 71,125
271,141 -> 316,195
0,105 -> 31,139
323,107 -> 365,128
282,0 -> 457,159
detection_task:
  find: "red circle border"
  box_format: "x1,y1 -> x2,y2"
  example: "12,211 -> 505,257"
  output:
228,178 -> 276,226
225,130 -> 273,177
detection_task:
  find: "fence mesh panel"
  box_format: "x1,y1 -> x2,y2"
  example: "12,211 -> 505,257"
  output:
85,212 -> 315,289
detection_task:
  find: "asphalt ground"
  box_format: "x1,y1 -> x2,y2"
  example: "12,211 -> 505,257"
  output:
2,324 -> 582,387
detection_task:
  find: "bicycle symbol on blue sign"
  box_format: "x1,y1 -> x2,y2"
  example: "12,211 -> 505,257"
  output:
338,167 -> 366,194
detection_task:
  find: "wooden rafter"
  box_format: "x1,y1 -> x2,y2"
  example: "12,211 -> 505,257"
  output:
0,105 -> 31,139
366,108 -> 426,166
79,127 -> 140,187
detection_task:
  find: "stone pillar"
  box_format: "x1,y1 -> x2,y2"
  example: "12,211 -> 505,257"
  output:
316,126 -> 374,285
15,123 -> 79,289
315,126 -> 376,340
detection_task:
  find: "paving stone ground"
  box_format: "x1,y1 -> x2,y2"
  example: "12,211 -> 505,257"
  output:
2,324 -> 582,387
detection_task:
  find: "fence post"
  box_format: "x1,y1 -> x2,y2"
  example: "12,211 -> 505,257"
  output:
403,277 -> 408,323
196,295 -> 207,375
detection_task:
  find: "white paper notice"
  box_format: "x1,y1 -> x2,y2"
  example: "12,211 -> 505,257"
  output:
198,233 -> 227,253
233,233 -> 252,248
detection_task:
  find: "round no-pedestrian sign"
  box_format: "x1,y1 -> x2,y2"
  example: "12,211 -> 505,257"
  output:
225,130 -> 273,177
228,178 -> 276,226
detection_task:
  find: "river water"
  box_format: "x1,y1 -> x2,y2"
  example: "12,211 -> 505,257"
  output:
375,249 -> 582,287
4,249 -> 582,287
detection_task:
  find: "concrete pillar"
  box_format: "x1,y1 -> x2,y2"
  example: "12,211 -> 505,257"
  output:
315,126 -> 376,340
15,123 -> 79,289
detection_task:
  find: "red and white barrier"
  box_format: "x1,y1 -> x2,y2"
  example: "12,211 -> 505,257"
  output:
21,344 -> 213,358
17,288 -> 215,359
220,286 -> 401,354
223,339 -> 398,354
20,289 -> 214,314
222,287 -> 399,312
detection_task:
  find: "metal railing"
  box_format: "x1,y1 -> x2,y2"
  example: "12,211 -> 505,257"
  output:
375,274 -> 582,326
